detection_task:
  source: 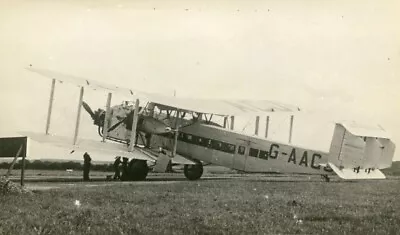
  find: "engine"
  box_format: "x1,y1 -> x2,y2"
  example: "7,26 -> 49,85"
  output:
82,101 -> 172,144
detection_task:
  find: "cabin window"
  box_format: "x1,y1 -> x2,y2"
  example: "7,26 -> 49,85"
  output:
238,146 -> 246,155
187,134 -> 193,142
211,140 -> 222,150
259,150 -> 268,159
222,143 -> 236,154
249,148 -> 259,157
229,144 -> 236,153
199,138 -> 209,147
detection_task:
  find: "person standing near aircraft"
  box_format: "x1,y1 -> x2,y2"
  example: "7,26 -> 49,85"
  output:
83,152 -> 92,181
121,157 -> 129,181
113,156 -> 121,180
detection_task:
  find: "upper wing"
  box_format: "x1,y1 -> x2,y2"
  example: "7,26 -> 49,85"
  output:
26,67 -> 300,115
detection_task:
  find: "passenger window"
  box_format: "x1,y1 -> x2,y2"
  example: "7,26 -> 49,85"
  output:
212,141 -> 222,150
207,139 -> 212,148
224,144 -> 236,154
187,134 -> 192,141
238,146 -> 246,155
249,148 -> 259,157
259,150 -> 268,159
199,138 -> 209,147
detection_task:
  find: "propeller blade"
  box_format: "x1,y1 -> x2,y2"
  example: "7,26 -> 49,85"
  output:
82,101 -> 96,119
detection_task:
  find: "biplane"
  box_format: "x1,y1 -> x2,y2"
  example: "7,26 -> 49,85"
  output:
0,67 -> 396,181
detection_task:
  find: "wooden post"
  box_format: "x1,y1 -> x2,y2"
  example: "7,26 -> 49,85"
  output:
102,92 -> 112,142
45,79 -> 56,135
73,86 -> 84,145
20,153 -> 26,186
255,116 -> 260,135
289,115 -> 294,144
129,99 -> 140,152
265,116 -> 270,139
230,116 -> 235,130
6,145 -> 23,179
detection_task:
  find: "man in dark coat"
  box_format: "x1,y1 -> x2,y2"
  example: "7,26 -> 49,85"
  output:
121,157 -> 129,181
83,152 -> 92,181
113,156 -> 122,180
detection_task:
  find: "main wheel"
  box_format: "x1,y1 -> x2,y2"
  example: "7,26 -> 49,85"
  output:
184,163 -> 203,180
128,160 -> 149,181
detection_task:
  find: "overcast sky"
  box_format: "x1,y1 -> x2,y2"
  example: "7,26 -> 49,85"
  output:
0,0 -> 399,159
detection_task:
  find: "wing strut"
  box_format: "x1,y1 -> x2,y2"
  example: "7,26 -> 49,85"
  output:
128,98 -> 140,152
45,79 -> 56,135
73,86 -> 84,145
172,109 -> 180,157
223,116 -> 228,128
102,92 -> 112,142
255,116 -> 260,135
265,116 -> 270,138
288,115 -> 294,143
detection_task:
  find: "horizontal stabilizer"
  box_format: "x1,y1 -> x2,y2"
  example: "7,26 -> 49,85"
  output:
328,163 -> 386,180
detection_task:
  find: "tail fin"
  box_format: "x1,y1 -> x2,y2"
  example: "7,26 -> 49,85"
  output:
328,121 -> 395,179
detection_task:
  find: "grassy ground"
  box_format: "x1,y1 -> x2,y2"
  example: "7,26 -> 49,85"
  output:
0,166 -> 237,182
1,176 -> 400,235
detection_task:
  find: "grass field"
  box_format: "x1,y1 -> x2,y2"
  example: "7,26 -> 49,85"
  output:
1,175 -> 400,235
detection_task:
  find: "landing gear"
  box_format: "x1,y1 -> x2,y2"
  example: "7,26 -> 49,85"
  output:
128,159 -> 149,181
184,163 -> 203,180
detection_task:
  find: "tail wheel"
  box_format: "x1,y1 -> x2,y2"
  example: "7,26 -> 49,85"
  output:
129,160 -> 149,181
184,163 -> 203,180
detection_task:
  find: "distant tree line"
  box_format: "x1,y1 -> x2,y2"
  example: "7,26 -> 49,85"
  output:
0,160 -> 114,172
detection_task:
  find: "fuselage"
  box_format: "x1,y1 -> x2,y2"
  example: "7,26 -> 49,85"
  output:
150,119 -> 333,175
102,104 -> 333,175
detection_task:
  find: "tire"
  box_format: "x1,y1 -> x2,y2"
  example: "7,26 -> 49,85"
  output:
128,160 -> 149,181
184,164 -> 203,180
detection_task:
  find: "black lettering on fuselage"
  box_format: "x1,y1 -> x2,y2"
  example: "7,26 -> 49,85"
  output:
269,144 -> 279,159
311,153 -> 321,170
299,151 -> 308,167
288,148 -> 296,164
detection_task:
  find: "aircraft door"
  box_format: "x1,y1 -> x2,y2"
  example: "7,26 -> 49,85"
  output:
232,139 -> 249,171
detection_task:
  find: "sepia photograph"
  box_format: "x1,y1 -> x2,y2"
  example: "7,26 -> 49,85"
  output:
0,0 -> 399,234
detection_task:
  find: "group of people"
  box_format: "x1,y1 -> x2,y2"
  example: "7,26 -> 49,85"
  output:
81,152 -> 128,181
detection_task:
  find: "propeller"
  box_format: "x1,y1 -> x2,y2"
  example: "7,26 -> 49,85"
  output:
82,101 -> 105,127
82,101 -> 96,119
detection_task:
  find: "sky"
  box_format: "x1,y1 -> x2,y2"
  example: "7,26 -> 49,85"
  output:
0,0 -> 399,160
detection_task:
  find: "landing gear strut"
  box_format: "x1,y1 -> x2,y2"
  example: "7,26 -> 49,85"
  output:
184,163 -> 203,180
